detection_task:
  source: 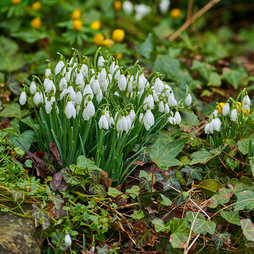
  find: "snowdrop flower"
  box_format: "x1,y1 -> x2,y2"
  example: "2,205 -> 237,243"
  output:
83,84 -> 94,100
212,110 -> 218,118
135,4 -> 151,21
152,89 -> 159,102
43,76 -> 50,89
98,68 -> 107,84
110,61 -> 116,75
75,70 -> 84,86
168,116 -> 176,125
104,107 -> 110,122
67,86 -> 76,101
159,0 -> 170,14
59,76 -> 67,91
243,95 -> 251,107
65,234 -> 72,247
65,98 -> 76,119
211,118 -> 221,132
143,94 -> 154,110
123,1 -> 133,15
65,69 -> 71,82
81,63 -> 88,77
231,108 -> 237,122
83,99 -> 95,120
205,123 -> 213,134
121,116 -> 128,132
19,91 -> 27,105
96,89 -> 103,103
129,108 -> 136,122
118,74 -> 127,91
185,93 -> 192,107
174,111 -> 181,124
99,112 -> 109,130
30,80 -> 37,94
92,79 -> 101,94
60,89 -> 68,100
127,75 -> 134,93
168,91 -> 177,107
222,102 -> 230,116
45,78 -> 56,94
100,79 -> 109,92
139,113 -> 144,123
159,101 -> 164,113
143,107 -> 154,130
109,114 -> 115,126
75,89 -> 82,105
137,73 -> 146,91
45,98 -> 52,114
98,56 -> 105,68
45,64 -> 51,77
33,90 -> 42,105
114,67 -> 121,80
164,84 -> 172,97
154,78 -> 164,93
55,56 -> 65,75
164,103 -> 170,114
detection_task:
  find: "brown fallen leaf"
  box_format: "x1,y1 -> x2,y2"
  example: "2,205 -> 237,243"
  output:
50,139 -> 63,166
50,171 -> 69,191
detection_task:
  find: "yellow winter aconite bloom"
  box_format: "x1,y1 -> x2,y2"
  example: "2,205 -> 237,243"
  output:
171,8 -> 181,18
102,39 -> 114,47
72,20 -> 82,31
93,33 -> 105,45
12,0 -> 21,4
72,9 -> 81,20
31,18 -> 41,29
112,29 -> 125,42
237,102 -> 250,115
114,1 -> 122,11
115,53 -> 122,60
91,21 -> 100,30
216,102 -> 225,115
32,2 -> 41,10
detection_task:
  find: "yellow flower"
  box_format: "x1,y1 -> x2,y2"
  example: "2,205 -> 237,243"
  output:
115,53 -> 122,60
114,1 -> 122,11
31,18 -> 41,29
91,21 -> 100,30
72,9 -> 81,20
93,33 -> 105,45
216,102 -> 225,115
32,2 -> 41,10
126,92 -> 130,98
237,102 -> 250,115
12,0 -> 21,4
72,20 -> 82,31
171,8 -> 181,19
112,29 -> 125,42
102,38 -> 114,47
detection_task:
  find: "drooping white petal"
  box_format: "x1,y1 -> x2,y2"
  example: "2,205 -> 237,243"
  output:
19,91 -> 27,105
143,109 -> 154,130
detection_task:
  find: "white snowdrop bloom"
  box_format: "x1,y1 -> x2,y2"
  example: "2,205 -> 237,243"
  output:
144,109 -> 154,130
60,89 -> 68,100
81,64 -> 88,77
100,79 -> 109,92
123,1 -> 133,15
118,74 -> 127,91
19,91 -> 26,105
83,100 -> 95,120
126,115 -> 132,131
114,91 -> 120,96
222,103 -> 230,116
127,75 -> 134,93
159,0 -> 170,14
98,56 -> 105,68
129,109 -> 136,122
99,68 -> 107,83
110,61 -> 116,75
139,113 -> 144,123
89,75 -> 95,89
83,84 -> 94,99
109,116 -> 115,126
121,116 -> 128,132
76,71 -> 84,86
168,91 -> 177,107
137,73 -> 146,91
45,79 -> 56,94
65,100 -> 76,119
205,123 -> 213,134
104,108 -> 110,122
65,70 -> 71,82
59,77 -> 67,91
30,81 -> 37,94
99,114 -> 109,130
65,234 -> 72,247
164,84 -> 172,96
114,68 -> 121,80
159,101 -> 164,113
185,93 -> 192,107
168,116 -> 176,125
143,94 -> 154,110
67,86 -> 76,101
154,78 -> 164,93
45,67 -> 51,77
164,104 -> 170,114
231,108 -> 238,122
82,107 -> 89,121
96,89 -> 103,103
45,98 -> 52,114
107,73 -> 112,83
76,105 -> 81,115
116,116 -> 123,132
211,118 -> 221,132
75,90 -> 82,105
243,103 -> 250,112
43,77 -> 50,89
92,79 -> 101,94
243,95 -> 251,107
152,90 -> 159,102
212,109 -> 218,118
55,60 -> 65,75
135,4 -> 151,21
174,111 -> 181,124
50,96 -> 56,104
33,91 -> 42,105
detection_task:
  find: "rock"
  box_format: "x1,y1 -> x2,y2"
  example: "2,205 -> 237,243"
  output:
0,210 -> 41,254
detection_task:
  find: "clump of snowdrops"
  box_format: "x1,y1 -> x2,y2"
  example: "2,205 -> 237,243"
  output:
19,48 -> 192,184
205,89 -> 251,148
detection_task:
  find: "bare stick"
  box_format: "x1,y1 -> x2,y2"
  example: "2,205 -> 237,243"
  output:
169,0 -> 221,41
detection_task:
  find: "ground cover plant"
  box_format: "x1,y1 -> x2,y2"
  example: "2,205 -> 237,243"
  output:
1,0 -> 254,253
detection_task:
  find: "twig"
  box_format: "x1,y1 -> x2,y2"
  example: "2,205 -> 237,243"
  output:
214,232 -> 237,250
169,0 -> 221,41
186,0 -> 194,21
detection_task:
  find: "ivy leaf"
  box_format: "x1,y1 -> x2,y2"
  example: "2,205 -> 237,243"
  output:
136,229 -> 155,248
88,182 -> 106,196
170,218 -> 190,248
208,72 -> 221,87
190,148 -> 213,164
76,155 -> 101,171
241,219 -> 254,242
222,68 -> 248,89
152,218 -> 170,232
213,232 -> 231,251
131,210 -> 145,220
181,166 -> 202,184
191,60 -> 212,80
9,130 -> 37,151
180,111 -> 199,128
126,185 -> 140,199
96,244 -> 109,254
160,194 -> 172,206
51,233 -> 69,251
229,178 -> 254,193
220,211 -> 241,226
10,189 -> 24,202
209,188 -> 233,208
136,33 -> 155,59
149,138 -> 187,169
235,190 -> 254,211
62,167 -> 83,185
237,138 -> 251,155
107,187 -> 122,198
48,194 -> 64,211
198,179 -> 224,196
31,204 -> 50,229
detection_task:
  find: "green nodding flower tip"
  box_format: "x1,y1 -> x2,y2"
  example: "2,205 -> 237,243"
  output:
47,62 -> 51,69
67,95 -> 71,101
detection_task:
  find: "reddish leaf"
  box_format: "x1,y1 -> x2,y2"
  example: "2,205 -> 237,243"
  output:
50,171 -> 68,191
50,139 -> 63,166
0,118 -> 10,129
